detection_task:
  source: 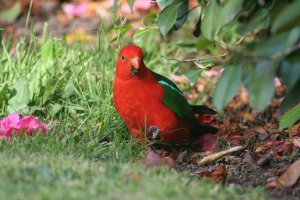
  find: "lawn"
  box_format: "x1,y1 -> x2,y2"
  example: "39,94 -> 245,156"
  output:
0,25 -> 266,199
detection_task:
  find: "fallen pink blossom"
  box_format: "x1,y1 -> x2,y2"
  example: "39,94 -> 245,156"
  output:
0,113 -> 47,139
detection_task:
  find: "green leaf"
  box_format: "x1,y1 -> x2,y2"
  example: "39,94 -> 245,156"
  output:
213,65 -> 242,112
133,29 -> 159,47
157,0 -> 189,30
8,78 -> 31,113
50,103 -> 63,117
0,28 -> 2,44
110,25 -> 133,44
222,0 -> 244,25
185,69 -> 201,86
141,13 -> 157,27
157,2 -> 183,35
174,0 -> 189,30
280,79 -> 300,114
201,0 -> 223,40
156,0 -> 176,9
271,0 -> 300,33
251,31 -> 296,57
279,51 -> 300,89
286,26 -> 300,47
41,39 -> 60,65
0,83 -> 8,103
279,102 -> 300,130
246,61 -> 275,110
0,2 -> 21,22
237,8 -> 269,35
63,80 -> 75,98
127,0 -> 135,13
42,78 -> 58,104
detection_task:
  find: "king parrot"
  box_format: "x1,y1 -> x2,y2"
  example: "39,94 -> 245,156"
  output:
113,45 -> 218,147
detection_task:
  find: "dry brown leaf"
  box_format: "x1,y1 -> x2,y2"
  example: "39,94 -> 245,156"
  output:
293,138 -> 300,148
199,165 -> 227,184
141,150 -> 176,169
253,126 -> 267,135
266,159 -> 300,188
291,123 -> 300,136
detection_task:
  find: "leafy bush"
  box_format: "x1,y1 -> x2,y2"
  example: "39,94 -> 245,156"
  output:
132,0 -> 300,128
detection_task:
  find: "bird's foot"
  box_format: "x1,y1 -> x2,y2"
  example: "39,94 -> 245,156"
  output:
148,125 -> 160,140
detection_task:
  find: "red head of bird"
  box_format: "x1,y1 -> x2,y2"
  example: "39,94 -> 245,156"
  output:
116,45 -> 145,80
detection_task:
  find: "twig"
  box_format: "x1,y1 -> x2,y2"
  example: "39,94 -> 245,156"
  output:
197,145 -> 245,166
163,52 -> 227,63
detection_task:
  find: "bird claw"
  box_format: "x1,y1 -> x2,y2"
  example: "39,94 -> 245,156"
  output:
148,125 -> 160,140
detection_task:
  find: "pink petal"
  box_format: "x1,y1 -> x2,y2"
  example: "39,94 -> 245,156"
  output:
74,2 -> 89,16
170,74 -> 181,82
204,68 -> 224,77
274,77 -> 282,87
134,0 -> 152,10
18,115 -> 45,134
39,123 -> 47,134
0,112 -> 20,132
63,4 -> 76,16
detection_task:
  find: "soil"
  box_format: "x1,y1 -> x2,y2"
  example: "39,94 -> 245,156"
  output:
176,97 -> 300,200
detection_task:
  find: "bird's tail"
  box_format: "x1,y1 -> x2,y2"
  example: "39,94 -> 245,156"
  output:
191,105 -> 217,115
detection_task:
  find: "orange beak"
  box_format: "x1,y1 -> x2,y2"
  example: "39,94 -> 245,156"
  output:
130,57 -> 141,76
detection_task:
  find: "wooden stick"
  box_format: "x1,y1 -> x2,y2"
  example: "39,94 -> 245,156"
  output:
197,146 -> 245,166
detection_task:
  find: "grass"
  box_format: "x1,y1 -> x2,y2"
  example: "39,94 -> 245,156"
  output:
0,24 -> 267,199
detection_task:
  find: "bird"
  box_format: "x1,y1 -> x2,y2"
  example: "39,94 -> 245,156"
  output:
113,45 -> 218,147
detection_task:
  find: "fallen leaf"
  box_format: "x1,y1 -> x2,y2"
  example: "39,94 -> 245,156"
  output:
199,165 -> 227,184
291,122 -> 300,136
293,137 -> 300,148
242,150 -> 256,165
194,133 -> 217,152
176,150 -> 187,163
253,126 -> 267,135
266,159 -> 300,188
229,134 -> 242,143
141,150 -> 176,169
257,154 -> 271,167
244,112 -> 255,122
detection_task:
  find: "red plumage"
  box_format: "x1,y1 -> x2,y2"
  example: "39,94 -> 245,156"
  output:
113,45 -> 217,147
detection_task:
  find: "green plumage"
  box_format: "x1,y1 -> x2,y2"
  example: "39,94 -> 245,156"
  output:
151,71 -> 199,124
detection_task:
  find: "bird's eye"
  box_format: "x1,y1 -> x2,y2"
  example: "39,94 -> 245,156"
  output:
121,55 -> 125,60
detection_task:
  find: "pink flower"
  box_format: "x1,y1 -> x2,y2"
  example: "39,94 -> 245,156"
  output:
274,77 -> 282,87
170,74 -> 181,82
63,2 -> 89,17
0,112 -> 20,137
18,115 -> 47,135
109,0 -> 152,14
0,113 -> 47,140
204,68 -> 224,77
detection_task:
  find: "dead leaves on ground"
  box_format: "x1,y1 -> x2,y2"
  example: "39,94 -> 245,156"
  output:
199,165 -> 227,184
141,150 -> 177,169
266,159 -> 300,189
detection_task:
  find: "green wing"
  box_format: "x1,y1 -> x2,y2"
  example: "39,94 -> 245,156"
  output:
152,71 -> 197,122
152,71 -> 218,134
